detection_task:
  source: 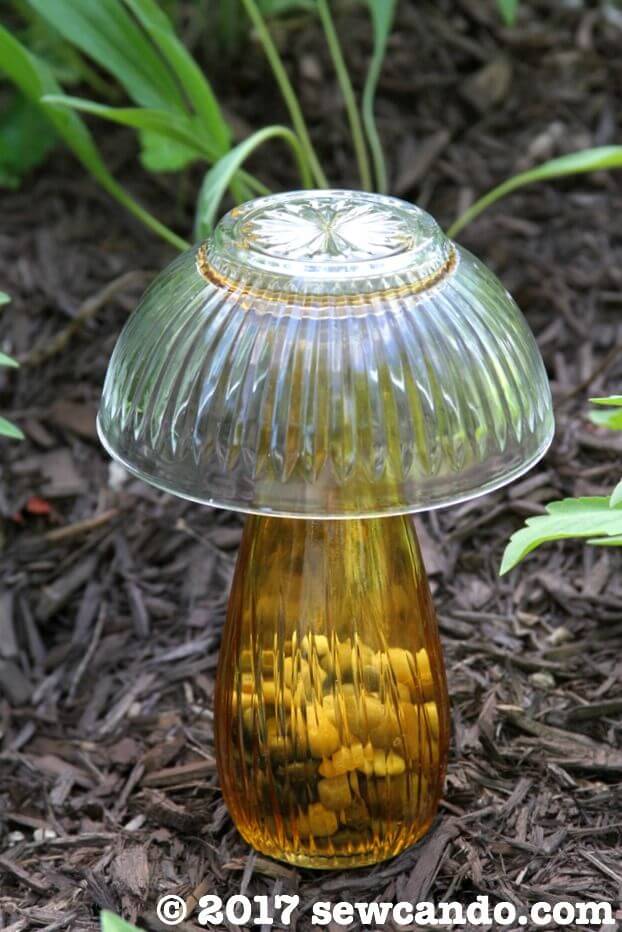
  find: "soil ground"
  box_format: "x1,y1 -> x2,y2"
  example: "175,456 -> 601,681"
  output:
1,1 -> 622,929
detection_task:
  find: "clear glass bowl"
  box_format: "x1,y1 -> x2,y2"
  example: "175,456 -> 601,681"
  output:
98,190 -> 554,517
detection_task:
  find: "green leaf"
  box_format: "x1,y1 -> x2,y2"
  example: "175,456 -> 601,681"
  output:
610,479 -> 622,509
100,912 -> 143,932
0,417 -> 24,441
121,0 -> 231,154
588,534 -> 622,547
0,26 -> 189,250
43,94 -> 215,165
497,0 -> 519,26
0,353 -> 19,368
590,395 -> 622,406
138,130 -> 196,172
500,497 -> 622,574
0,92 -> 58,189
361,0 -> 397,194
194,125 -> 311,239
588,408 -> 622,430
25,0 -> 185,111
258,0 -> 316,13
449,146 -> 622,237
0,292 -> 10,306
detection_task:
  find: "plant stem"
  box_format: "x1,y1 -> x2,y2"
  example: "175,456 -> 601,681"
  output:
317,0 -> 372,191
240,0 -> 328,189
107,179 -> 190,250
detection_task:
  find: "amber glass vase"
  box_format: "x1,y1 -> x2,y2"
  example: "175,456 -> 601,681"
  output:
215,515 -> 450,868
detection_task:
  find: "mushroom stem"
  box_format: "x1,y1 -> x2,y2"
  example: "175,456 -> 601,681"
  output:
215,513 -> 450,868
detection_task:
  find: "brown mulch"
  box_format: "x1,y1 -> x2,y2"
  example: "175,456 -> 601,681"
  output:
1,1 -> 622,929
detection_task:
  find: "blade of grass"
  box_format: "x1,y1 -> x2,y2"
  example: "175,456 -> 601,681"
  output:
361,0 -> 396,194
448,146 -> 622,238
240,0 -> 328,188
194,125 -> 312,239
0,25 -> 189,250
316,0 -> 371,190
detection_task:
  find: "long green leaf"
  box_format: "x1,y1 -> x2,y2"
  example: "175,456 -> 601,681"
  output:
43,95 -> 217,160
25,0 -> 184,111
0,417 -> 24,440
317,0 -> 371,190
500,497 -> 622,574
241,0 -> 328,188
0,26 -> 188,250
590,395 -> 622,407
589,534 -> 622,547
120,0 -> 231,154
194,126 -> 311,239
361,0 -> 396,194
449,146 -> 622,238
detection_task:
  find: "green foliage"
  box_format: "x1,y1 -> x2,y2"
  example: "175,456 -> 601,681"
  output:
195,126 -> 311,238
0,92 -> 57,188
0,292 -> 23,441
100,911 -> 143,932
449,146 -> 622,238
362,0 -> 397,194
497,0 -> 519,26
3,0 -> 622,247
500,398 -> 622,574
26,0 -> 230,172
0,22 -> 189,249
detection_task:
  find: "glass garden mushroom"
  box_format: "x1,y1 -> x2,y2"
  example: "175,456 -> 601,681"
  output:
98,190 -> 554,868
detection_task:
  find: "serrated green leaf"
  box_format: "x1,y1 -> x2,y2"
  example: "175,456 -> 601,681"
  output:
610,479 -> 622,509
0,92 -> 58,188
0,26 -> 188,250
590,395 -> 622,406
25,0 -> 185,111
500,496 -> 622,574
588,408 -> 622,430
450,146 -> 622,237
0,417 -> 24,440
0,353 -> 19,368
100,911 -> 143,932
497,0 -> 519,26
194,125 -> 310,239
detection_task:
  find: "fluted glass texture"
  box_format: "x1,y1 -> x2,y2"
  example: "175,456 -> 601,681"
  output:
98,191 -> 554,517
215,514 -> 450,868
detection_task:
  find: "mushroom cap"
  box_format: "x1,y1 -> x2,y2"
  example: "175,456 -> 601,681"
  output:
98,190 -> 554,518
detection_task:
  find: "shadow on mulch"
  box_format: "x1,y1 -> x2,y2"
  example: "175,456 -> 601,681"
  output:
1,1 -> 622,929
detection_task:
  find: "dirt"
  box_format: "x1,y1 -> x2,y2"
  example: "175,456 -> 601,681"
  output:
1,1 -> 622,929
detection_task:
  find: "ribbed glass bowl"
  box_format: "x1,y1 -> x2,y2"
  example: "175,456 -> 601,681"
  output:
98,190 -> 554,517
